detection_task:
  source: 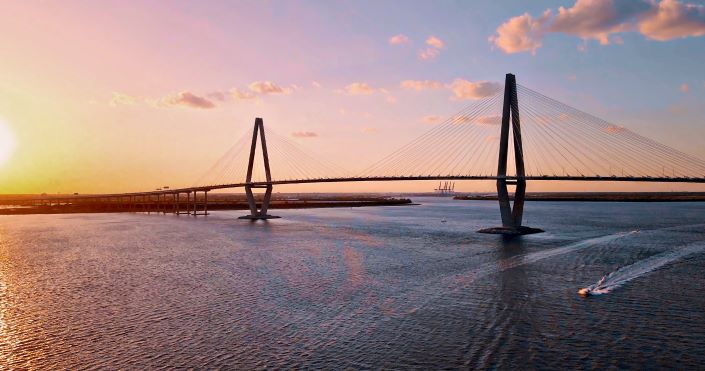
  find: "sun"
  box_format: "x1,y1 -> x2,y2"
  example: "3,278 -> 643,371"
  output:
0,118 -> 17,168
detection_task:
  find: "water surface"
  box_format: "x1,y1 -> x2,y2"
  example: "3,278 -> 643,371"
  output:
2,198 -> 705,369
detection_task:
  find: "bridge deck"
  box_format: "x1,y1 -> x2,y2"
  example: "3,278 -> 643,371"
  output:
15,175 -> 705,202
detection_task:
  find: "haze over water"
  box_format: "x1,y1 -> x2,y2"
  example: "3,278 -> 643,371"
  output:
2,198 -> 705,369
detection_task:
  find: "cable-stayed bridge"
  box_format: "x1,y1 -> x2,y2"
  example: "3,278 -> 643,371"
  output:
31,74 -> 705,234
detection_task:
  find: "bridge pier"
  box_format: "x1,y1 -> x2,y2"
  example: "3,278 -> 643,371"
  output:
191,190 -> 208,216
239,118 -> 280,220
478,73 -> 542,236
175,192 -> 187,215
193,191 -> 197,216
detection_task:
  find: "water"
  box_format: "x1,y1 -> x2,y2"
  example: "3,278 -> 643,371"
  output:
2,198 -> 705,369
581,240 -> 705,296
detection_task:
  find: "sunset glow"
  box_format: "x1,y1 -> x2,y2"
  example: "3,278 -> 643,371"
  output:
1,0 -> 704,194
0,118 -> 16,169
4,2 -> 705,369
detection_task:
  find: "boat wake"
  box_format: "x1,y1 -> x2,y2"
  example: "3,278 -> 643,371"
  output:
408,230 -> 639,310
580,241 -> 705,296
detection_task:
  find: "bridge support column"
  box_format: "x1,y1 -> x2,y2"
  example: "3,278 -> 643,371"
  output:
192,192 -> 196,216
175,193 -> 186,215
189,190 -> 209,216
204,191 -> 208,216
479,73 -> 542,236
239,117 -> 280,220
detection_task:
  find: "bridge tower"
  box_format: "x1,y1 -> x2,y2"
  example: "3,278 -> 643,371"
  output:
479,74 -> 543,235
238,118 -> 280,220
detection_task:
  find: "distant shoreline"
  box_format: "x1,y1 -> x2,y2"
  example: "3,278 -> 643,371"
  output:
0,195 -> 413,215
454,192 -> 705,202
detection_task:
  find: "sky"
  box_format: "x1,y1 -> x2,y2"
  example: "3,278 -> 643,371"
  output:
1,0 -> 705,194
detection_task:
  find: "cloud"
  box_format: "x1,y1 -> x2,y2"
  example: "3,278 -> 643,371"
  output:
361,127 -> 378,133
422,115 -> 442,124
489,11 -> 551,54
389,34 -> 410,45
680,83 -> 690,92
475,115 -> 503,125
386,95 -> 398,104
452,116 -> 473,125
230,88 -> 256,100
344,82 -> 375,95
418,48 -> 440,60
109,92 -> 137,106
248,81 -> 291,95
161,91 -> 215,109
426,36 -> 445,49
448,79 -> 502,100
207,91 -> 227,102
312,81 -> 322,88
291,131 -> 318,138
418,35 -> 445,60
400,79 -> 444,90
639,0 -> 705,40
604,124 -> 627,134
490,0 -> 705,54
451,115 -> 501,125
549,0 -> 650,45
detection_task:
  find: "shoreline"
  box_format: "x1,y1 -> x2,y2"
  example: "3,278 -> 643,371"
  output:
454,192 -> 705,202
0,196 -> 413,215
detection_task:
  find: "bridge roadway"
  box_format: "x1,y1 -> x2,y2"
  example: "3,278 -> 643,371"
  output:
20,175 -> 705,202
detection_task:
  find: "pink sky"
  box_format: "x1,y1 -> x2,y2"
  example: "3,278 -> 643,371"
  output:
1,0 -> 705,194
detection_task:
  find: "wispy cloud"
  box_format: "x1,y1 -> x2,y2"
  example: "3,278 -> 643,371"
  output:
292,131 -> 318,138
422,115 -> 442,124
400,80 -> 444,90
160,91 -> 216,109
426,36 -> 445,49
418,35 -> 445,60
418,48 -> 440,60
475,115 -> 502,125
230,88 -> 256,100
109,92 -> 137,107
389,33 -> 410,45
448,79 -> 502,100
604,124 -> 627,134
680,83 -> 690,92
206,91 -> 227,102
343,82 -> 375,95
248,81 -> 292,95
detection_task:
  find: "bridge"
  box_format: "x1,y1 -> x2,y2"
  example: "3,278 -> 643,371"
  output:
18,74 -> 705,234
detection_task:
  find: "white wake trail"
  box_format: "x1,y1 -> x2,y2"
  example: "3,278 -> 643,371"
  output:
406,230 -> 639,313
582,241 -> 705,296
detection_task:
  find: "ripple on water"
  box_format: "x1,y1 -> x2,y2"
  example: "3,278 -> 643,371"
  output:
1,200 -> 705,368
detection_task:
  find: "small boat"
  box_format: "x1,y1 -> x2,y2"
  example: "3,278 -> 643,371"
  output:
577,288 -> 592,297
441,218 -> 447,223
